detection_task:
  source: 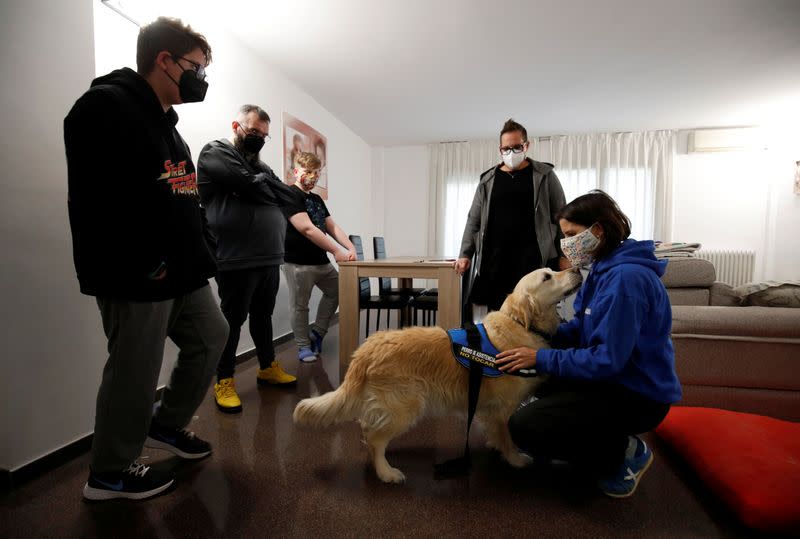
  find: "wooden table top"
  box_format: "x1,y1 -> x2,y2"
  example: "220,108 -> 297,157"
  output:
339,257 -> 457,267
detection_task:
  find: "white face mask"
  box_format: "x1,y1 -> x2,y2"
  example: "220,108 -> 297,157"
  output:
502,150 -> 526,170
560,224 -> 601,268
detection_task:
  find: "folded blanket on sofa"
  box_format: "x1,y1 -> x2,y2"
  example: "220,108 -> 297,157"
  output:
654,242 -> 702,258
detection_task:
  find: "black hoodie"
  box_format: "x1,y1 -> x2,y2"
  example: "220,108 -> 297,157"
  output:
64,67 -> 217,301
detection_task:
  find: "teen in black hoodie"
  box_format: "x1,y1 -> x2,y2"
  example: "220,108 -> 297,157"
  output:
64,18 -> 228,502
65,66 -> 217,300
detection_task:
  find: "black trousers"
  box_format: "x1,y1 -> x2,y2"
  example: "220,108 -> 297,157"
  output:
508,378 -> 670,475
216,266 -> 280,380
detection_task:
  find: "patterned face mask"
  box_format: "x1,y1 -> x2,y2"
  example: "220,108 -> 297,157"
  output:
560,224 -> 600,268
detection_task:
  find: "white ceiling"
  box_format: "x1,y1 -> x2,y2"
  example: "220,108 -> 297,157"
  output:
168,0 -> 800,146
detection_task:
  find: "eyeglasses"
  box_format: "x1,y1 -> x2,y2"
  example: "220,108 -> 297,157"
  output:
238,123 -> 271,141
173,56 -> 207,81
499,144 -> 526,156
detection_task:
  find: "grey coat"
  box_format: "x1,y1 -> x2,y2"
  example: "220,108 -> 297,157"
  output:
458,158 -> 566,298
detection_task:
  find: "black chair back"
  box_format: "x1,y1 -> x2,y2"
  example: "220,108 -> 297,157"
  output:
349,235 -> 365,261
373,236 -> 392,294
358,274 -> 371,300
349,235 -> 371,300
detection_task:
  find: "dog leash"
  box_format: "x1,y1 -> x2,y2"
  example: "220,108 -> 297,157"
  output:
434,321 -> 484,478
434,322 -> 539,479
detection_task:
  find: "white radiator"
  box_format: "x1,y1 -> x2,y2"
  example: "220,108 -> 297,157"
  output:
695,249 -> 755,287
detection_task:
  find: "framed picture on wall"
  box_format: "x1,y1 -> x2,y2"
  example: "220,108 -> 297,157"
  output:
282,112 -> 328,200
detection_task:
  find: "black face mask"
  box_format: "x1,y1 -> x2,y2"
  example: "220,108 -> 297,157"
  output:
166,57 -> 208,103
176,69 -> 208,103
233,133 -> 262,161
240,131 -> 265,154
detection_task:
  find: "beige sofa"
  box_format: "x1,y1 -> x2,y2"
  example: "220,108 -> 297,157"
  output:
670,305 -> 800,422
659,258 -> 800,421
660,257 -> 740,306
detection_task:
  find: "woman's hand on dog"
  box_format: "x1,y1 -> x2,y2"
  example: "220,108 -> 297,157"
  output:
496,347 -> 537,372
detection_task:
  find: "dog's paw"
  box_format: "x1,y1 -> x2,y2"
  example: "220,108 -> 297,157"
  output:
376,466 -> 406,484
504,451 -> 533,468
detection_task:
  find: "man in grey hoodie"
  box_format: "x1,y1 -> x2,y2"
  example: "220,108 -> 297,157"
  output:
455,119 -> 568,317
197,105 -> 299,414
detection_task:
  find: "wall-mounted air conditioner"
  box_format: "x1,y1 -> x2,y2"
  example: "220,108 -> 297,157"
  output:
689,127 -> 762,153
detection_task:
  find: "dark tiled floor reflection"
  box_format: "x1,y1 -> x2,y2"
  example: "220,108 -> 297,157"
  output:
2,319 -> 754,538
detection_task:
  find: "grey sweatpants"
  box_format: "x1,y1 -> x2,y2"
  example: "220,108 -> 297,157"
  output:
91,284 -> 228,473
282,262 -> 339,349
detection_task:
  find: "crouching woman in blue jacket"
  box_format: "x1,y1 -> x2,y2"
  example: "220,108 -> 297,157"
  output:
495,190 -> 681,498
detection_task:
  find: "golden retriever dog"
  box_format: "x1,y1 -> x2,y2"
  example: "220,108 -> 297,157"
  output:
293,267 -> 582,483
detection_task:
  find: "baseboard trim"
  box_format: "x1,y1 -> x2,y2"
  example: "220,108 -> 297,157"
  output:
1,329 -> 302,491
1,434 -> 94,491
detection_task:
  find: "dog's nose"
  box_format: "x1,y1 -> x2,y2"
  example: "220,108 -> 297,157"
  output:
570,266 -> 581,274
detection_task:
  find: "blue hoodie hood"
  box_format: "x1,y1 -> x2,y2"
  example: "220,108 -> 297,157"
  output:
593,239 -> 667,277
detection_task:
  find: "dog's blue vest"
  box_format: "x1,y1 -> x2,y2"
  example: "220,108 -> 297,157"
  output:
446,323 -> 539,378
447,323 -> 503,377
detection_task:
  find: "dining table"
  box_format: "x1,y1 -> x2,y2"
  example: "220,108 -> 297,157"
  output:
337,257 -> 462,379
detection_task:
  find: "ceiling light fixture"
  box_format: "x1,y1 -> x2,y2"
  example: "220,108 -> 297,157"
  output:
100,0 -> 142,27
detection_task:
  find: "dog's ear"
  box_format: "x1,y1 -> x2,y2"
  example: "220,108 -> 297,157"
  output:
503,292 -> 536,328
527,294 -> 542,325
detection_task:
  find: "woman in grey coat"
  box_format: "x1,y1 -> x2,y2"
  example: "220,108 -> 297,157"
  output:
455,119 -> 568,313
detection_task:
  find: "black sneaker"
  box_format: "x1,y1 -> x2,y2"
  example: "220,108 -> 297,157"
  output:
144,423 -> 212,460
83,462 -> 174,501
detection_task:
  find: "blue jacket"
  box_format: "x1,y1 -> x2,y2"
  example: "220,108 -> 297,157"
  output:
536,239 -> 682,404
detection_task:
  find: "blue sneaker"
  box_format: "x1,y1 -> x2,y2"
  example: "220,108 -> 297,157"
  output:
310,329 -> 323,355
598,436 -> 654,498
298,346 -> 317,363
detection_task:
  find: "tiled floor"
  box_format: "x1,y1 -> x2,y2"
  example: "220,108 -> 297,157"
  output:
2,320 -> 754,538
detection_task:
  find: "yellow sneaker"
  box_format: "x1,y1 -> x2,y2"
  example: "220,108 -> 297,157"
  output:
214,378 -> 242,413
257,360 -> 297,386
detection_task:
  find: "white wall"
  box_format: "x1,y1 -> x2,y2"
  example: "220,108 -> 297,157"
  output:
672,130 -> 799,282
370,146 -> 430,288
0,1 -> 373,472
378,146 -> 430,257
370,148 -> 386,247
0,0 -> 98,472
764,164 -> 800,282
672,131 -> 769,279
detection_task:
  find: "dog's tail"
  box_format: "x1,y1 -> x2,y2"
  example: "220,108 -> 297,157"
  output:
293,359 -> 367,428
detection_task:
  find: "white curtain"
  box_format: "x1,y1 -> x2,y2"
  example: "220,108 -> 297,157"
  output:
427,140 -> 499,258
428,130 -> 675,258
549,131 -> 675,242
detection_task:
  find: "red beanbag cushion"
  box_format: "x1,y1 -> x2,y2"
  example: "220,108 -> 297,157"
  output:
655,407 -> 800,535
